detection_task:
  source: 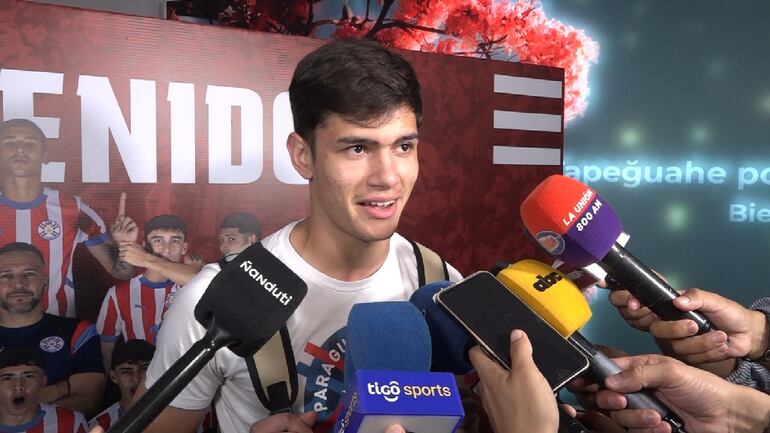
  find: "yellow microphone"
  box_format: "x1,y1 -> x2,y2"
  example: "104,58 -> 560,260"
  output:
495,260 -> 687,433
496,259 -> 591,338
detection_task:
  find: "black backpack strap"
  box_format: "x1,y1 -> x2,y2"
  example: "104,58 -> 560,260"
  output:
408,239 -> 449,286
245,325 -> 298,414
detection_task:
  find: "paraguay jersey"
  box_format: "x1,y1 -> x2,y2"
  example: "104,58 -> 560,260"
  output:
0,314 -> 104,384
0,187 -> 108,317
88,402 -> 122,431
89,402 -> 216,433
96,275 -> 179,344
0,404 -> 88,433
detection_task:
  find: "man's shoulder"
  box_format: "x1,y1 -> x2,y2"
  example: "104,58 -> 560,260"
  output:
40,313 -> 81,329
260,221 -> 297,252
40,314 -> 96,341
391,233 -> 463,283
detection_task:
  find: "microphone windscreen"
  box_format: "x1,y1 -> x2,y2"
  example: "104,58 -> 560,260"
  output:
193,243 -> 307,357
410,281 -> 474,374
344,301 -> 432,386
520,174 -> 623,267
497,259 -> 592,337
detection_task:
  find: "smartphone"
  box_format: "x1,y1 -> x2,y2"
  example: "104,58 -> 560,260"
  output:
436,271 -> 589,391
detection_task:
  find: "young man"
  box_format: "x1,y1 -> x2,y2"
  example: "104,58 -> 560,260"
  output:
112,211 -> 203,288
0,242 -> 105,416
96,215 -> 201,370
89,340 -> 217,433
0,119 -> 134,317
139,39 -> 462,433
0,346 -> 89,433
217,212 -> 262,262
88,339 -> 154,431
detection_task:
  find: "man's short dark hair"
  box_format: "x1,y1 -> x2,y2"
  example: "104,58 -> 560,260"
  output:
0,119 -> 47,151
0,346 -> 45,370
289,38 -> 422,154
0,242 -> 45,265
110,339 -> 155,370
144,214 -> 187,241
219,212 -> 262,239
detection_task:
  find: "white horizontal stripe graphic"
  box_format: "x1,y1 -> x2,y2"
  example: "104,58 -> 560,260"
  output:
492,146 -> 561,166
493,110 -> 562,132
493,74 -> 562,98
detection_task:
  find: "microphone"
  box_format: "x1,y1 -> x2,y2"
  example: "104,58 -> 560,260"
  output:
109,243 -> 308,433
496,259 -> 687,433
409,281 -> 474,374
335,302 -> 464,433
520,174 -> 712,334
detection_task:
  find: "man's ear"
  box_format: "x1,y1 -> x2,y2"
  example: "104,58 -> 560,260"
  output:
287,132 -> 313,181
247,233 -> 258,244
181,242 -> 189,256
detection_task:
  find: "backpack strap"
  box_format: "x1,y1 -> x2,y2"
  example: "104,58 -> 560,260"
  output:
245,325 -> 298,414
408,239 -> 450,286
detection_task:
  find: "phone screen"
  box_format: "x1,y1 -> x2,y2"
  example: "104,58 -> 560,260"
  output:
436,271 -> 589,391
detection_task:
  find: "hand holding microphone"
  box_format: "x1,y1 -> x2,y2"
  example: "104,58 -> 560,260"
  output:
594,354 -> 770,433
647,288 -> 769,367
495,260 -> 686,433
520,174 -> 713,334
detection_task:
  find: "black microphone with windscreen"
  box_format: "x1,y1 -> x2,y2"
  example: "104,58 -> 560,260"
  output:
108,243 -> 307,433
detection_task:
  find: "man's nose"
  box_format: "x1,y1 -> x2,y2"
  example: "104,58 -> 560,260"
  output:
368,150 -> 399,188
13,377 -> 25,392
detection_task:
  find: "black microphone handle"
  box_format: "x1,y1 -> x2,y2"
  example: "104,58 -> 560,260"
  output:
569,333 -> 687,433
600,243 -> 712,334
108,319 -> 237,433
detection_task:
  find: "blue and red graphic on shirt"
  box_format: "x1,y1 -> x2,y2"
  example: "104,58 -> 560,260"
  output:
297,327 -> 347,432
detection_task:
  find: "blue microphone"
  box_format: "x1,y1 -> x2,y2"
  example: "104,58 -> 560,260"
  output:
409,281 -> 474,374
334,301 -> 464,433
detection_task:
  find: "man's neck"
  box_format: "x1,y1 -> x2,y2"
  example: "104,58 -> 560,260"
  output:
1,177 -> 44,202
0,310 -> 44,328
119,396 -> 133,412
290,219 -> 391,282
0,405 -> 39,426
143,268 -> 169,283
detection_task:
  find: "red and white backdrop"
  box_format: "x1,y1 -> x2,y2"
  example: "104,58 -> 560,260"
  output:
0,0 -> 564,318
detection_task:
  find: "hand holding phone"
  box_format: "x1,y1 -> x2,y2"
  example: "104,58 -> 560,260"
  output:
436,271 -> 589,391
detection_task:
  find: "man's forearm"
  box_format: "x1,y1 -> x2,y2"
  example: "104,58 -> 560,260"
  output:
56,373 -> 106,416
144,255 -> 201,286
40,379 -> 71,404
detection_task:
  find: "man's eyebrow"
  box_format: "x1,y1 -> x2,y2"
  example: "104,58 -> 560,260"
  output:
336,133 -> 419,145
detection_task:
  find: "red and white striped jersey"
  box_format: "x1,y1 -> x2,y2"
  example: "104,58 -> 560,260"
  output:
88,402 -> 121,431
0,404 -> 88,433
88,401 -> 217,433
96,275 -> 179,344
89,402 -> 216,433
0,187 -> 108,317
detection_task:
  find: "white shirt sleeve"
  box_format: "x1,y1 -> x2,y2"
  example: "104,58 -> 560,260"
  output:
144,264 -> 224,410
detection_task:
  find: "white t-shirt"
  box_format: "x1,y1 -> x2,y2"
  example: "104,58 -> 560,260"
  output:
145,221 -> 462,433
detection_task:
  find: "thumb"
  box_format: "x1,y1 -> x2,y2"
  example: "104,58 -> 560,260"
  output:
604,359 -> 675,393
299,410 -> 317,426
385,424 -> 407,433
507,329 -> 535,371
674,288 -> 731,314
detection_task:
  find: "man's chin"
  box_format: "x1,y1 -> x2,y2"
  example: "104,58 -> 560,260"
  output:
1,301 -> 41,314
